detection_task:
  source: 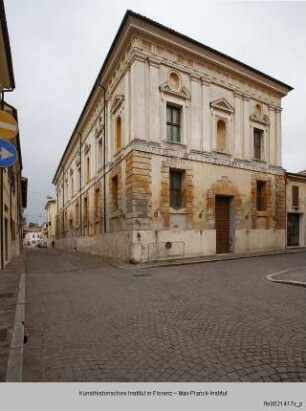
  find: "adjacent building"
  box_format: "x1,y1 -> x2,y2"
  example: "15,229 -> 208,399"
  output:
286,171 -> 306,248
23,225 -> 43,247
44,198 -> 56,247
53,10 -> 294,262
0,0 -> 27,269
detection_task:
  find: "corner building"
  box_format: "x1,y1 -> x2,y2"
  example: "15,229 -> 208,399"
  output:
53,11 -> 292,262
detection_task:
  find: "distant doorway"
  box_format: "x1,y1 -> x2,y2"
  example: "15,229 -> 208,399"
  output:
287,213 -> 300,246
215,196 -> 232,254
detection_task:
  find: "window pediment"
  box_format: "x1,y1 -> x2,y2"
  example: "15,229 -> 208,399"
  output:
159,82 -> 190,100
210,98 -> 234,114
110,95 -> 124,114
84,143 -> 91,154
250,112 -> 270,125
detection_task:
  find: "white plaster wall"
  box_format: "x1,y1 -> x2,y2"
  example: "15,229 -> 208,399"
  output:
235,229 -> 285,253
130,229 -> 216,262
55,232 -> 131,261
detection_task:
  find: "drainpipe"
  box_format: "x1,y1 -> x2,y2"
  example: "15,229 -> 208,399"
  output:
98,84 -> 107,234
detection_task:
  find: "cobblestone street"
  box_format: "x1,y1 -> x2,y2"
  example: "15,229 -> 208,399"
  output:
23,249 -> 306,382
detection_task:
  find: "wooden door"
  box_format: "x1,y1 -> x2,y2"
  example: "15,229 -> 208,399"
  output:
216,196 -> 230,254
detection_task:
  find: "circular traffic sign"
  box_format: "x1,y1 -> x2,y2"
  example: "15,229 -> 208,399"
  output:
0,138 -> 18,167
0,109 -> 18,140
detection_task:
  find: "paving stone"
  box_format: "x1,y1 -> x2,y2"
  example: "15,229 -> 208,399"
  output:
22,248 -> 306,382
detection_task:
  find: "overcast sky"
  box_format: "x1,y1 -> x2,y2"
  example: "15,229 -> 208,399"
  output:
4,0 -> 306,224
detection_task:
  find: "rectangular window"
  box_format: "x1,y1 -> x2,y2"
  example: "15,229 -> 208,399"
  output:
170,169 -> 184,209
94,188 -> 100,218
97,138 -> 103,169
86,157 -> 90,182
254,128 -> 263,160
256,181 -> 267,211
112,176 -> 119,210
116,117 -> 122,151
70,177 -> 74,197
167,105 -> 181,142
83,197 -> 89,226
292,186 -> 299,208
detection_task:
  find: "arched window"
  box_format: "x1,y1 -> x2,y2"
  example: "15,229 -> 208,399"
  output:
116,117 -> 122,151
216,119 -> 227,151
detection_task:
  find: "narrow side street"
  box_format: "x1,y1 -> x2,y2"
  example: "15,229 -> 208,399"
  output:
23,249 -> 306,382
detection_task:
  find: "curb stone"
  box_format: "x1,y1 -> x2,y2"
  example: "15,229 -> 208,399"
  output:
5,272 -> 26,382
265,266 -> 306,288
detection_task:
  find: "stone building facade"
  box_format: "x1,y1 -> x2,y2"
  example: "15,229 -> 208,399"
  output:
44,199 -> 57,247
53,11 -> 292,262
286,171 -> 306,248
0,0 -> 27,269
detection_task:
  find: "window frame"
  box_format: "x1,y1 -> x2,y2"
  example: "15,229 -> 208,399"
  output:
112,176 -> 119,210
256,180 -> 267,211
253,128 -> 264,160
169,169 -> 184,209
166,104 -> 181,143
115,116 -> 122,152
292,186 -> 299,208
216,118 -> 227,152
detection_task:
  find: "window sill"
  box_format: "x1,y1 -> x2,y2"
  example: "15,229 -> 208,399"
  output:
255,210 -> 269,216
163,140 -> 187,148
252,158 -> 266,164
169,208 -> 187,213
213,150 -> 231,156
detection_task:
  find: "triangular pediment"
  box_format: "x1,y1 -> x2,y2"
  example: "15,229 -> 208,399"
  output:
159,82 -> 190,100
210,98 -> 234,113
110,95 -> 124,114
250,112 -> 270,125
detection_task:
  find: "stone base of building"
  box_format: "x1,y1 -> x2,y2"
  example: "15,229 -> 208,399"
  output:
55,229 -> 285,263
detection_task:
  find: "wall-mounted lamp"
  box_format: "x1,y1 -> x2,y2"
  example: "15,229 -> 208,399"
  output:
137,232 -> 141,241
198,210 -> 204,219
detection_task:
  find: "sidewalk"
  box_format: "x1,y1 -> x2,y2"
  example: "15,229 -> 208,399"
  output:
114,246 -> 306,270
0,253 -> 25,382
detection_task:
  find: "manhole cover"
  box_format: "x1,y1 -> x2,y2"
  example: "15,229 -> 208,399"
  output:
0,292 -> 14,299
0,328 -> 7,342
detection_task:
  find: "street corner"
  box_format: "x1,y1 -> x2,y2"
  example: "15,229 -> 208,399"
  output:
266,266 -> 306,287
